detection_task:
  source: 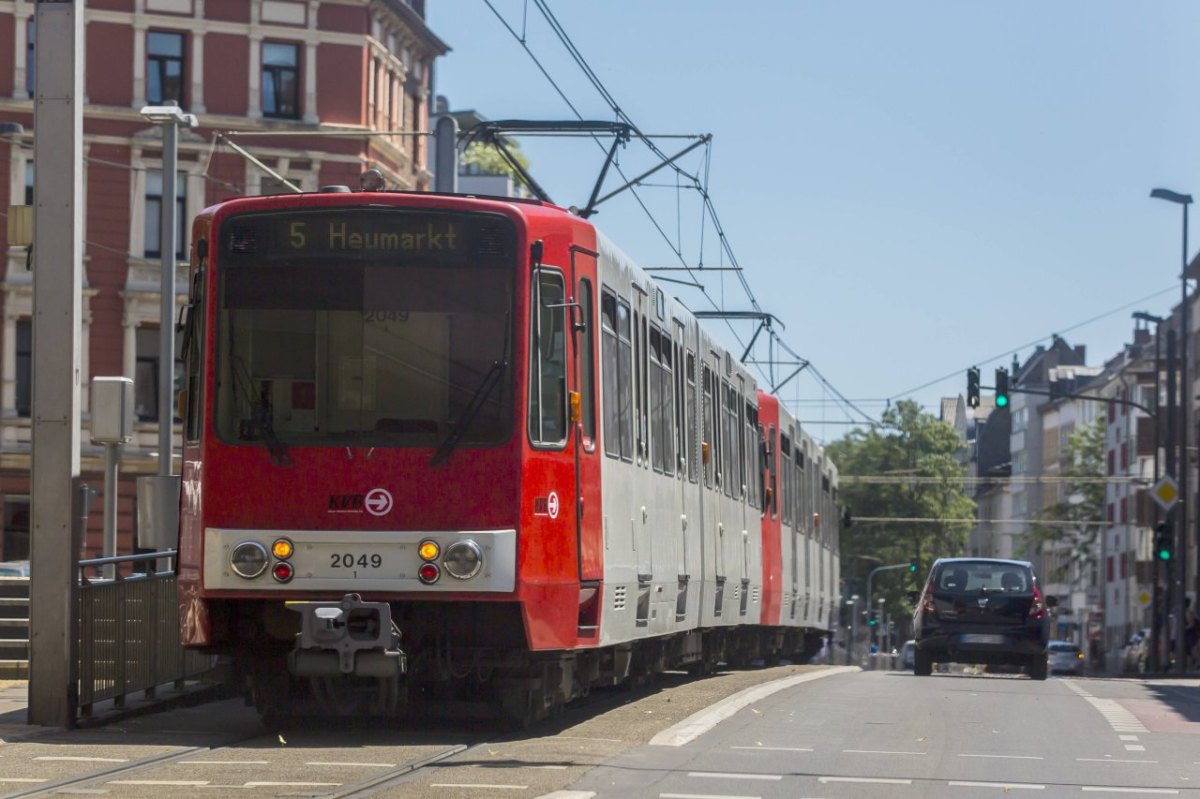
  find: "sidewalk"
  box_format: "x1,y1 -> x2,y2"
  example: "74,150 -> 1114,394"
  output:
0,679 -> 227,741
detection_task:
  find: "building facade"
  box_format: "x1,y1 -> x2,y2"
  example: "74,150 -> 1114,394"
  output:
0,0 -> 447,561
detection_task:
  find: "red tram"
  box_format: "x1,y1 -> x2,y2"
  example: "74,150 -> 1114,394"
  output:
175,182 -> 841,723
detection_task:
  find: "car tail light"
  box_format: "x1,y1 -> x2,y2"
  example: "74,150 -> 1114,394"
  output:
418,562 -> 440,584
272,561 -> 294,583
1029,585 -> 1048,618
920,581 -> 936,614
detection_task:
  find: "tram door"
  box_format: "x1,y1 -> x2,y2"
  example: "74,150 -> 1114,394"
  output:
571,247 -> 602,582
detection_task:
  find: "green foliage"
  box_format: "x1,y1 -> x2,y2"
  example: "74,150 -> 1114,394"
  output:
827,400 -> 975,616
460,141 -> 530,178
1024,418 -> 1105,582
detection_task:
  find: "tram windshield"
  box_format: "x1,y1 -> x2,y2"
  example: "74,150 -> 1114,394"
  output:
214,208 -> 516,450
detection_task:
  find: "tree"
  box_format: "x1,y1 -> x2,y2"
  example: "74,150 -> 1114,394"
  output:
827,400 -> 975,619
1025,418 -> 1105,584
460,141 -> 530,178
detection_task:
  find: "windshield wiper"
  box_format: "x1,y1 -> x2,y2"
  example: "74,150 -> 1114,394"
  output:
431,359 -> 507,467
254,398 -> 292,467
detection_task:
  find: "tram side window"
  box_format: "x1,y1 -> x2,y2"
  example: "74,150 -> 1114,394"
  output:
702,364 -> 714,488
795,446 -> 806,532
601,290 -> 634,461
745,401 -> 758,508
649,326 -> 663,472
686,351 -> 697,483
721,381 -> 734,498
529,270 -> 567,446
780,433 -> 792,524
660,330 -> 674,475
579,279 -> 596,441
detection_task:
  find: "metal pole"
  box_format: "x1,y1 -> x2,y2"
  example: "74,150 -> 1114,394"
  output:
1153,324 -> 1163,672
1167,331 -> 1178,671
849,597 -> 859,666
158,122 -> 177,479
28,0 -> 83,728
1180,203 -> 1191,675
102,443 -> 118,578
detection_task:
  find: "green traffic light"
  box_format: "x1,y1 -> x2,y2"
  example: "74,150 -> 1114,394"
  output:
996,394 -> 1009,408
1158,548 -> 1172,562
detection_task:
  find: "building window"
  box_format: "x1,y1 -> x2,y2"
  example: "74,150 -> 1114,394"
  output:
15,320 -> 31,418
147,31 -> 185,105
144,169 -> 186,259
135,326 -> 183,422
24,162 -> 33,206
262,42 -> 300,119
25,20 -> 34,95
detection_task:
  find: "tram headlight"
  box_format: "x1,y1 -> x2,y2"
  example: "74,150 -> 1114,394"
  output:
230,541 -> 269,579
443,540 -> 483,580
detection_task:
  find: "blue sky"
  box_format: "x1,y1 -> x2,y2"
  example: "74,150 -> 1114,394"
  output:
427,1 -> 1200,442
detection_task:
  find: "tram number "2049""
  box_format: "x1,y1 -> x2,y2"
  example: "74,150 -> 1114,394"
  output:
330,553 -> 383,569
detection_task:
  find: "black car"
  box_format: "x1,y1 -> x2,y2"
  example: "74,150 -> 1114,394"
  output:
911,557 -> 1055,680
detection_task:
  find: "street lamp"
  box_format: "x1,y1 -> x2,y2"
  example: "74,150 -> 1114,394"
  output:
1151,187 -> 1192,674
138,102 -> 197,551
1134,310 -> 1166,671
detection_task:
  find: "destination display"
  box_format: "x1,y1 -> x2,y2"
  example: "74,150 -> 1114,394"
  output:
222,209 -> 513,266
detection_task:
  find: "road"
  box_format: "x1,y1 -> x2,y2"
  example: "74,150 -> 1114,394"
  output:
0,666 -> 1197,798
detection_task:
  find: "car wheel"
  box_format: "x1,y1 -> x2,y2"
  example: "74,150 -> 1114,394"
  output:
1029,656 -> 1048,681
914,648 -> 933,677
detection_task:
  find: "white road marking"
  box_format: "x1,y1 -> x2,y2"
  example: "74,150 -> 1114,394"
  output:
244,782 -> 341,788
731,746 -> 813,752
533,765 -> 570,770
178,760 -> 271,765
1081,788 -> 1178,794
660,794 -> 762,799
1077,758 -> 1158,764
109,781 -> 211,786
688,772 -> 781,781
650,667 -> 859,746
818,777 -> 912,785
538,793 -> 596,799
305,761 -> 395,768
431,785 -> 529,791
948,781 -> 1045,790
1126,744 -> 1147,751
34,756 -> 129,762
1120,735 -> 1140,741
842,749 -> 925,755
0,778 -> 47,783
958,754 -> 1044,760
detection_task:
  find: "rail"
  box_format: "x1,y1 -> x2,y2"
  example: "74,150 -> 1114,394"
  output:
77,551 -> 214,718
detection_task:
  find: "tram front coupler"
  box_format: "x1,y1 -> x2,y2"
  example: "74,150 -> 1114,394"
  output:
286,593 -> 406,679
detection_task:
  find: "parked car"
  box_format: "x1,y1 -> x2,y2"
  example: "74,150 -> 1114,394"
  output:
0,560 -> 29,577
1047,640 -> 1085,675
911,557 -> 1055,680
901,639 -> 916,670
1121,628 -> 1151,674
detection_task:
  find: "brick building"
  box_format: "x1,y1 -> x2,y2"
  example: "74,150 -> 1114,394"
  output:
0,0 -> 447,561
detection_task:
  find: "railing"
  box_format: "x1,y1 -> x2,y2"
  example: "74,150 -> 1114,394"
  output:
77,551 -> 214,718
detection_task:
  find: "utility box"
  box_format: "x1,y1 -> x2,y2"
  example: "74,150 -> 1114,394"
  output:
91,376 -> 135,444
6,205 -> 31,248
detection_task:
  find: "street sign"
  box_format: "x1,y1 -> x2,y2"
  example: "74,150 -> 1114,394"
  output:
1138,590 -> 1152,608
1152,476 -> 1180,511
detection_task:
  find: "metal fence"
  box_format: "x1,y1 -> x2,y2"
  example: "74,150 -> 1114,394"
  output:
77,552 -> 214,718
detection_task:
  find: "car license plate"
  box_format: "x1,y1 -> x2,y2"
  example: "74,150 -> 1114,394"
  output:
960,634 -> 1005,645
300,543 -> 407,579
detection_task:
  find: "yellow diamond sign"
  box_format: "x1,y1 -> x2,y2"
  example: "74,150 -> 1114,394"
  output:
1152,476 -> 1180,511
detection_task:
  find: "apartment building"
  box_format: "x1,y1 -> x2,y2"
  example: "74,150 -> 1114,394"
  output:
0,0 -> 447,560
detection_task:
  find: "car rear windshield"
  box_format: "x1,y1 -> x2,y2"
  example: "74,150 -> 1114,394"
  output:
1049,642 -> 1080,653
934,561 -> 1033,593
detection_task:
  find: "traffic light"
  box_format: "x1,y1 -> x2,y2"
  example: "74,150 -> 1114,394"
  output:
1155,522 -> 1173,562
867,611 -> 878,627
967,367 -> 980,408
994,367 -> 1010,408
909,557 -> 919,574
